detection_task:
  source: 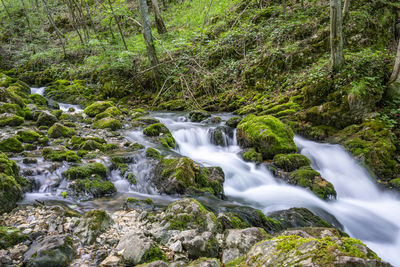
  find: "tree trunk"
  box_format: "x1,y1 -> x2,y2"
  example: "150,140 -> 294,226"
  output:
330,0 -> 344,73
390,39 -> 400,84
41,0 -> 67,57
139,0 -> 161,85
108,0 -> 128,50
151,0 -> 167,34
64,0 -> 85,46
20,0 -> 34,40
342,0 -> 350,21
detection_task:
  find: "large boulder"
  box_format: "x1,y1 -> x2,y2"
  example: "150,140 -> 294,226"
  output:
0,153 -> 24,214
48,123 -> 76,138
92,117 -> 122,131
74,210 -> 113,244
0,113 -> 24,127
0,137 -> 24,153
36,111 -> 58,127
229,228 -> 391,266
22,235 -> 75,267
273,153 -> 311,172
189,110 -> 211,122
236,115 -> 296,159
84,101 -> 113,117
151,157 -> 224,197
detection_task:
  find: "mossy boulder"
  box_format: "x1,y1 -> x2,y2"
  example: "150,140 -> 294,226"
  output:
84,101 -> 113,117
44,79 -> 94,105
242,148 -> 263,163
146,148 -> 162,159
92,117 -> 122,130
94,106 -> 122,121
228,228 -> 387,266
69,176 -> 116,199
29,93 -> 48,107
80,140 -> 104,151
62,162 -> 108,180
289,166 -> 336,200
132,117 -> 160,127
0,87 -> 24,107
17,129 -> 41,143
273,153 -> 311,172
189,110 -> 211,122
226,116 -> 242,128
151,157 -> 225,197
0,113 -> 24,127
237,115 -> 296,159
42,148 -> 81,163
143,123 -> 170,136
0,173 -> 23,214
48,123 -> 76,138
36,111 -> 58,127
68,135 -> 106,149
0,102 -> 24,116
0,137 -> 24,153
0,227 -> 28,249
163,198 -> 219,232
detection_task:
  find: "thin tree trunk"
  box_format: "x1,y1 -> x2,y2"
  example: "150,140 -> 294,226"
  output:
108,0 -> 128,50
84,1 -> 106,51
41,0 -> 67,57
20,0 -> 34,40
64,0 -> 85,46
71,0 -> 90,42
330,0 -> 344,73
151,0 -> 167,34
139,0 -> 161,86
390,39 -> 400,83
1,0 -> 12,20
342,0 -> 350,21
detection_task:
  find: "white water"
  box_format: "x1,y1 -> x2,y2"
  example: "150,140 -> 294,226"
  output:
30,87 -> 83,113
153,113 -> 400,266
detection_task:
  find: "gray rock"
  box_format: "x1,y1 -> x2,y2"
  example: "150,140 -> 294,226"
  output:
22,234 -> 75,267
222,227 -> 269,263
74,210 -> 113,244
188,258 -> 221,267
116,232 -> 154,265
47,99 -> 60,110
36,111 -> 58,127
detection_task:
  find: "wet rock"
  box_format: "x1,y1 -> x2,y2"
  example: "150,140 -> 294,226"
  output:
16,129 -> 41,143
62,162 -> 107,180
236,114 -> 297,159
84,101 -> 113,117
69,176 -> 116,199
268,208 -> 333,230
92,117 -> 122,131
132,117 -> 160,127
226,116 -> 242,128
74,210 -> 113,244
116,233 -> 166,265
222,227 -> 269,263
146,147 -> 162,159
36,111 -> 58,127
242,148 -> 263,163
22,234 -> 75,267
48,123 -> 76,138
123,198 -> 156,211
189,110 -> 211,122
208,126 -> 231,146
47,99 -> 60,110
273,153 -> 311,172
0,113 -> 24,127
151,157 -> 224,197
0,137 -> 24,153
0,153 -> 24,213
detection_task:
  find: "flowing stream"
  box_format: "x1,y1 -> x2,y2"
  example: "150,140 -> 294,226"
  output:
22,89 -> 400,266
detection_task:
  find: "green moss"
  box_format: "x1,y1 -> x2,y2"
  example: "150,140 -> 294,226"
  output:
42,148 -> 81,163
159,133 -> 176,149
273,153 -> 311,172
84,101 -> 113,117
145,198 -> 154,204
80,140 -> 104,151
0,173 -> 23,214
237,114 -> 297,159
142,245 -> 167,263
0,112 -> 24,127
51,109 -> 63,119
126,173 -> 137,184
290,166 -> 336,200
94,106 -> 122,121
131,117 -> 160,127
48,123 -> 76,138
0,227 -> 28,249
92,117 -> 122,130
29,93 -> 48,107
242,148 -> 263,163
389,178 -> 400,188
226,117 -> 242,128
63,163 -> 107,180
0,138 -> 24,153
0,103 -> 24,116
146,148 -> 162,159
70,176 -> 116,198
143,123 -> 170,136
44,79 -> 95,106
189,110 -> 211,122
17,129 -> 41,143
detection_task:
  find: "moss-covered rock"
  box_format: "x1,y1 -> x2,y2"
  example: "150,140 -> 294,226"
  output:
74,210 -> 113,244
80,140 -> 104,151
146,148 -> 162,159
0,137 -> 24,153
0,87 -> 24,107
0,103 -> 24,116
132,117 -> 160,127
42,148 -> 81,163
17,129 -> 41,143
44,79 -> 94,105
226,116 -> 242,128
143,123 -> 170,136
273,153 -> 311,172
189,110 -> 211,122
69,176 -> 116,198
48,123 -> 76,138
242,148 -> 263,163
0,173 -> 23,214
0,226 -> 28,249
36,111 -> 58,127
62,162 -> 107,180
151,157 -> 224,197
29,93 -> 48,107
84,101 -> 113,117
0,113 -> 24,127
92,117 -> 122,130
289,166 -> 336,200
94,106 -> 122,121
228,228 -> 387,266
237,115 -> 296,159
